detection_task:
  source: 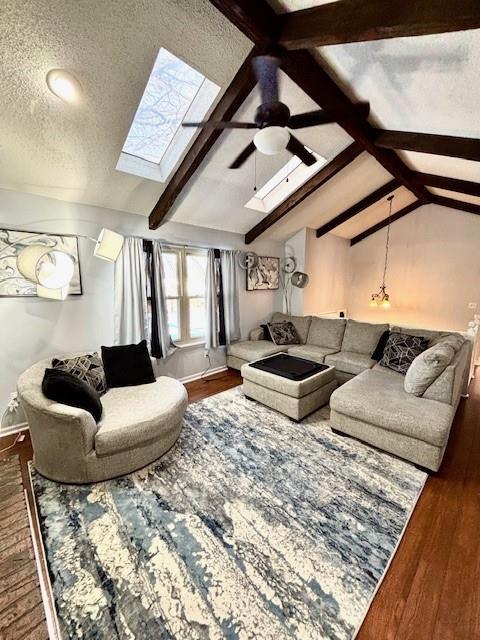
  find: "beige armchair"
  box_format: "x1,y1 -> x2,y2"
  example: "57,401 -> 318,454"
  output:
17,356 -> 187,484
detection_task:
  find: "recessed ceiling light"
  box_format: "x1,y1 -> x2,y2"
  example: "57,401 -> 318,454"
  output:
46,69 -> 82,103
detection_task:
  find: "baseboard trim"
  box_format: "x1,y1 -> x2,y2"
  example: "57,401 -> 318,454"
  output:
179,366 -> 228,384
0,421 -> 28,437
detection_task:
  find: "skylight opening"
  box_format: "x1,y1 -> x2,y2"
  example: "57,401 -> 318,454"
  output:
245,150 -> 326,214
116,48 -> 220,183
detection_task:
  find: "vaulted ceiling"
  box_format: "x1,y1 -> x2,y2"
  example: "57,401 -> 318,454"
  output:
1,0 -> 479,246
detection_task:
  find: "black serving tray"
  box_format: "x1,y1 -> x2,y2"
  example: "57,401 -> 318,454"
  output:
249,353 -> 328,381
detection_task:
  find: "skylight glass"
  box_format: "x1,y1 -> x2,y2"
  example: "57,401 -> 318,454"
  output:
122,49 -> 205,164
245,149 -> 326,214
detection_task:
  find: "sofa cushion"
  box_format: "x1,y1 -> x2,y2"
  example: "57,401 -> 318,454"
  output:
380,332 -> 429,374
267,321 -> 300,345
404,343 -> 456,396
371,330 -> 390,361
324,351 -> 377,376
330,369 -> 454,447
95,377 -> 187,456
307,317 -> 346,350
271,312 -> 312,344
341,320 -> 389,355
287,344 -> 339,364
42,368 -> 103,423
227,340 -> 285,362
391,325 -> 442,343
430,332 -> 466,352
101,340 -> 155,388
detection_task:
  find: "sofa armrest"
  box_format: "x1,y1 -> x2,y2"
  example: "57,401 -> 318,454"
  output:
249,327 -> 264,341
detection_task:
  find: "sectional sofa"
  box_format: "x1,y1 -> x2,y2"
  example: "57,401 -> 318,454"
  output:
227,312 -> 471,471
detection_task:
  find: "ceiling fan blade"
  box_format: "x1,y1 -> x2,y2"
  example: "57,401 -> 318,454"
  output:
252,55 -> 280,104
288,101 -> 371,129
286,135 -> 317,167
288,110 -> 336,129
229,141 -> 256,169
182,120 -> 257,129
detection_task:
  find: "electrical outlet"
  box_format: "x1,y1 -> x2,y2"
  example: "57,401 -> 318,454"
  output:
468,302 -> 477,309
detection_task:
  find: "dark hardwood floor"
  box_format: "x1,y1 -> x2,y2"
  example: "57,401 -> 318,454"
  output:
0,367 -> 478,639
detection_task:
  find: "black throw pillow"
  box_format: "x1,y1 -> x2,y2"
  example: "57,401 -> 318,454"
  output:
260,324 -> 272,341
101,340 -> 155,389
380,332 -> 430,374
371,330 -> 390,361
42,368 -> 102,423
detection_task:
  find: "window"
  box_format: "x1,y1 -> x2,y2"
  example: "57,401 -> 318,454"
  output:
244,149 -> 327,214
161,247 -> 208,345
116,48 -> 220,183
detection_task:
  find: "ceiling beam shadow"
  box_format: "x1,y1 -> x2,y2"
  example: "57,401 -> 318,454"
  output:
315,178 -> 401,238
245,142 -> 363,244
374,130 -> 480,163
350,200 -> 425,246
148,48 -> 258,230
278,0 -> 480,49
412,172 -> 480,198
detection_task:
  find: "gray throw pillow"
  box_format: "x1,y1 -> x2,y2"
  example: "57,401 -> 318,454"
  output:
380,332 -> 429,374
404,343 -> 456,396
429,332 -> 466,352
52,352 -> 107,395
267,321 -> 300,346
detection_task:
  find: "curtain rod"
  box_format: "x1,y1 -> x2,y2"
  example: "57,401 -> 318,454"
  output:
133,236 -> 241,254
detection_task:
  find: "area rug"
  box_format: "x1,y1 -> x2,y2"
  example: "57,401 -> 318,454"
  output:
31,387 -> 426,640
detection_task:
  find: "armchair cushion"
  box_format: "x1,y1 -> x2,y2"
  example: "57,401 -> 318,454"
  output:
101,340 -> 155,388
52,352 -> 107,395
42,368 -> 102,423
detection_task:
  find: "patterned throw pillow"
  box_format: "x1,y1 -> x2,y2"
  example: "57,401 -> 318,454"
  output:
52,353 -> 107,395
267,321 -> 300,346
380,333 -> 430,374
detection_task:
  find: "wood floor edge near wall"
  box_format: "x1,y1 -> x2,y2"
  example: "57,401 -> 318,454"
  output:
1,367 -> 479,639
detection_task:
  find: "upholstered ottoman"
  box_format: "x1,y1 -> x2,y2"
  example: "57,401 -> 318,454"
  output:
241,358 -> 337,421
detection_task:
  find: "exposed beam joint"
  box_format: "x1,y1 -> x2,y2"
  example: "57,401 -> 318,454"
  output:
279,0 -> 480,50
430,194 -> 480,216
245,142 -> 364,244
149,48 -> 258,229
207,0 -> 279,45
316,178 -> 400,238
350,200 -> 424,246
412,172 -> 480,198
374,129 -> 480,163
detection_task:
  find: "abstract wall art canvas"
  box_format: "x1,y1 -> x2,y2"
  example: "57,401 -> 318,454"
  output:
247,256 -> 279,291
0,228 -> 82,297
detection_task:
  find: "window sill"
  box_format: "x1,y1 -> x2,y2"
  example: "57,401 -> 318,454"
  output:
173,340 -> 206,350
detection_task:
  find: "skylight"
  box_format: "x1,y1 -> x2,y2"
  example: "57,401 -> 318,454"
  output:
116,48 -> 220,183
245,150 -> 326,214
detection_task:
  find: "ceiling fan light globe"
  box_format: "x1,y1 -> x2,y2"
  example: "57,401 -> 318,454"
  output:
253,126 -> 289,155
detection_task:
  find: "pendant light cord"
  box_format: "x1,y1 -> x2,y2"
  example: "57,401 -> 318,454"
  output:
382,196 -> 394,288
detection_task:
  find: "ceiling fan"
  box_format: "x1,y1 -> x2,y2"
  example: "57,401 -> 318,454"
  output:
182,55 -> 369,169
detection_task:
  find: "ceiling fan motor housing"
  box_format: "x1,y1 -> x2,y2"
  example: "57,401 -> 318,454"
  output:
254,101 -> 290,128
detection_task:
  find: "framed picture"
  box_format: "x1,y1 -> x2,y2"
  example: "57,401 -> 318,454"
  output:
0,228 -> 82,297
247,256 -> 280,291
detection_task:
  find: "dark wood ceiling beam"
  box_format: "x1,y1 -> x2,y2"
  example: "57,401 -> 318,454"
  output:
148,48 -> 258,230
315,178 -> 401,238
350,200 -> 424,246
412,172 -> 480,197
374,129 -> 480,162
430,194 -> 480,216
208,0 -> 279,46
245,141 -> 363,244
279,0 -> 480,49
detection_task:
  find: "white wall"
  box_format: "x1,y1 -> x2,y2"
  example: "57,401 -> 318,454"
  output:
347,204 -> 480,331
0,189 -> 283,416
304,230 -> 349,316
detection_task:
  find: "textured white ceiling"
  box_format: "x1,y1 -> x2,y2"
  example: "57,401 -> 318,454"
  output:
0,0 -> 251,215
319,30 -> 480,183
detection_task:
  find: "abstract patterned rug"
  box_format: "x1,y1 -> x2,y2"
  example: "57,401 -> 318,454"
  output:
31,387 -> 426,640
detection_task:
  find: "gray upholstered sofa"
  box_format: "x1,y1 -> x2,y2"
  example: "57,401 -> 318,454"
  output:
227,313 -> 471,471
18,356 -> 188,484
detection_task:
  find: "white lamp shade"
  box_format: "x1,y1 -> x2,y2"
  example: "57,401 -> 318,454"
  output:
253,126 -> 290,155
37,284 -> 69,300
94,228 -> 124,262
17,245 -> 75,289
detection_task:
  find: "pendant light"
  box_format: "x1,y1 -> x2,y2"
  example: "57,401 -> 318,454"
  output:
369,194 -> 394,309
